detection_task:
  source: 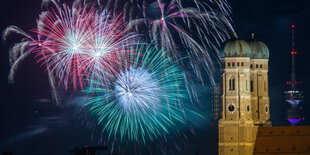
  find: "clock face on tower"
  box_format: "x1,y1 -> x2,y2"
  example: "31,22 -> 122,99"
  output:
227,103 -> 236,113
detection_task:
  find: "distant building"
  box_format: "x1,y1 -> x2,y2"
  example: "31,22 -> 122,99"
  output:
70,146 -> 110,155
284,25 -> 304,126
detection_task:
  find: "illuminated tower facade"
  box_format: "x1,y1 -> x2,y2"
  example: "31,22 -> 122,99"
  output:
285,25 -> 304,126
219,37 -> 257,155
218,34 -> 270,155
248,34 -> 271,126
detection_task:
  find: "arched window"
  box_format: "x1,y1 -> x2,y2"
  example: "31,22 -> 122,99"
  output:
229,77 -> 235,90
250,79 -> 254,92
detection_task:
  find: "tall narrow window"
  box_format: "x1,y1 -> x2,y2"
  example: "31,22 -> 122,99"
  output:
246,80 -> 248,90
250,64 -> 253,68
232,78 -> 235,90
260,64 -> 263,68
250,80 -> 254,92
241,62 -> 244,66
228,62 -> 230,67
232,62 -> 235,67
237,62 -> 240,66
264,81 -> 266,92
229,77 -> 235,90
256,64 -> 258,68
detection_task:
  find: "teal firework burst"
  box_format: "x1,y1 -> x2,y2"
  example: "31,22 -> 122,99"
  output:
84,43 -> 189,144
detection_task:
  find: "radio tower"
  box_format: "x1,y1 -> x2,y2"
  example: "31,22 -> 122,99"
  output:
284,25 -> 304,126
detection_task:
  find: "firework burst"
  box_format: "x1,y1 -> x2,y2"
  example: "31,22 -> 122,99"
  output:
3,0 -> 208,153
114,66 -> 162,113
3,0 -> 140,106
83,43 -> 191,144
33,3 -> 139,91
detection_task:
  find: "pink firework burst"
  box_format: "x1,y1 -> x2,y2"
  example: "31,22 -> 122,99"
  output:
32,3 -> 139,91
81,13 -> 140,87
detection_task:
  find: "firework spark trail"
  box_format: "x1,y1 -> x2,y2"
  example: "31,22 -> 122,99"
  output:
113,0 -> 235,102
3,27 -> 38,83
83,43 -> 193,145
3,25 -> 63,107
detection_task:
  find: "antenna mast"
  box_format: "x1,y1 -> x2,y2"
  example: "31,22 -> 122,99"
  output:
291,25 -> 296,90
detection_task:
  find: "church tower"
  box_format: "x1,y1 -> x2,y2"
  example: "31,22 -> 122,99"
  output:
248,34 -> 270,126
218,36 -> 257,155
218,34 -> 270,155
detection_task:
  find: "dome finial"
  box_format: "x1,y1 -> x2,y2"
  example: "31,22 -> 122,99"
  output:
252,33 -> 255,39
233,32 -> 238,39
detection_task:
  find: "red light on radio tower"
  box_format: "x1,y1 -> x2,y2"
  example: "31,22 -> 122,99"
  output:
292,25 -> 295,28
291,51 -> 297,55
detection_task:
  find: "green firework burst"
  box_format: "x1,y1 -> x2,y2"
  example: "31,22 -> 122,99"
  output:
84,43 -> 191,144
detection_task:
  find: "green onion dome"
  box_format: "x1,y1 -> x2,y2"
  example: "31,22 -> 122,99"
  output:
247,34 -> 269,59
220,37 -> 251,58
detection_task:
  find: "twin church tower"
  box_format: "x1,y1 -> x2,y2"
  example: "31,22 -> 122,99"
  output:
218,33 -> 271,155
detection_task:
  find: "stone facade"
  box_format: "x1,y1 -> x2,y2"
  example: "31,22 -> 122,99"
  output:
218,39 -> 270,155
250,59 -> 270,125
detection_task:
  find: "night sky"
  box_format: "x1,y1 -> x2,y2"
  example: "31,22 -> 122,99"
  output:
1,0 -> 310,154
